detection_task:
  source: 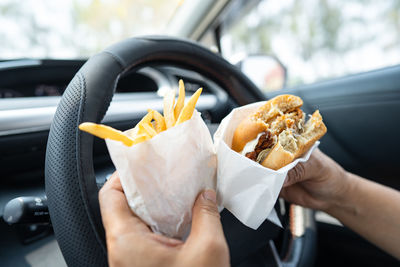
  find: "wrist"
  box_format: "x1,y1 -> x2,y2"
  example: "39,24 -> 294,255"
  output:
325,170 -> 358,215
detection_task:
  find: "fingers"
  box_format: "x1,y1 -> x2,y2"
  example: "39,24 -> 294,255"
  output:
99,172 -> 150,237
189,190 -> 221,236
280,184 -> 331,211
283,149 -> 324,187
185,190 -> 230,265
280,184 -> 308,205
187,190 -> 226,243
284,162 -> 306,187
99,172 -> 132,225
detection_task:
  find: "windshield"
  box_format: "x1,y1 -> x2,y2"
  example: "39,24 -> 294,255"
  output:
0,0 -> 183,59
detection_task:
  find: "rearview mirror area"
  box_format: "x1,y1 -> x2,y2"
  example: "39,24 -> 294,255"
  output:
237,55 -> 287,92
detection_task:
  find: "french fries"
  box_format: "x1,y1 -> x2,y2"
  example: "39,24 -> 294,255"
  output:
129,133 -> 150,145
149,109 -> 166,133
78,80 -> 202,146
176,88 -> 202,124
137,110 -> 154,125
174,80 -> 185,119
163,89 -> 176,129
79,123 -> 135,146
140,122 -> 157,137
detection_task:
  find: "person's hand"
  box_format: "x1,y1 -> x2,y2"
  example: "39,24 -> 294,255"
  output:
282,149 -> 400,259
280,149 -> 351,212
99,172 -> 229,267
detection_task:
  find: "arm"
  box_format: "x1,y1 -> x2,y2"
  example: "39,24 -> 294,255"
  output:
281,149 -> 400,259
327,172 -> 400,259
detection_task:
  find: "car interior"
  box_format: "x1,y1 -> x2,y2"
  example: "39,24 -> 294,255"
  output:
1,0 -> 399,266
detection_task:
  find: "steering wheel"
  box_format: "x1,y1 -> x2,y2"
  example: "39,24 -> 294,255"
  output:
45,36 -> 312,266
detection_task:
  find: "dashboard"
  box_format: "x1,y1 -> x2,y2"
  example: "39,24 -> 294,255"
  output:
0,59 -> 217,98
0,59 -> 232,133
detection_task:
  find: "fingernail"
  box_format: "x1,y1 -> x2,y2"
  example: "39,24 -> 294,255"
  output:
202,189 -> 217,204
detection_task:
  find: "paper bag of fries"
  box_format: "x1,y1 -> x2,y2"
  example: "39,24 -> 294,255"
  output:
80,81 -> 216,238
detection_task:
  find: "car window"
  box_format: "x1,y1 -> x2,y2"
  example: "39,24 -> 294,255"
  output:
220,0 -> 400,88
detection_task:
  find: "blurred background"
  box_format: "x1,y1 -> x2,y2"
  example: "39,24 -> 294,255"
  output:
221,0 -> 400,89
1,0 -> 399,91
0,0 -> 182,59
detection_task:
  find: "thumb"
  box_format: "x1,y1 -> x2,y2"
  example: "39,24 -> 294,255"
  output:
188,189 -> 225,242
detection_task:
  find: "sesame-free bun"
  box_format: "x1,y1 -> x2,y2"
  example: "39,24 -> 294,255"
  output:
232,95 -> 303,152
232,95 -> 327,170
231,119 -> 268,152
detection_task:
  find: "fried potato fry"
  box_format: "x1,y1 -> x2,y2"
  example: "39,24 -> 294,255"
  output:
125,127 -> 139,138
137,124 -> 151,138
130,133 -> 149,145
140,122 -> 157,137
148,109 -> 166,133
176,88 -> 202,124
79,80 -> 202,147
163,89 -> 176,129
137,110 -> 154,125
79,122 -> 134,146
126,110 -> 155,137
174,79 -> 185,119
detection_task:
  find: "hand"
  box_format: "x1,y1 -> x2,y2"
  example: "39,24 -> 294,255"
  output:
280,149 -> 350,212
99,173 -> 230,267
281,149 -> 400,259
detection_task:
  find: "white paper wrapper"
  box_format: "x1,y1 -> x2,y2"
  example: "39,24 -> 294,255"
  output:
105,102 -> 319,238
106,111 -> 216,239
214,102 -> 319,230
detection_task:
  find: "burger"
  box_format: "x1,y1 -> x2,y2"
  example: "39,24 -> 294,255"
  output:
231,95 -> 327,170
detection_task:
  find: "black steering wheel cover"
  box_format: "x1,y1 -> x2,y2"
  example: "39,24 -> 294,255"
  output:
45,36 -> 266,266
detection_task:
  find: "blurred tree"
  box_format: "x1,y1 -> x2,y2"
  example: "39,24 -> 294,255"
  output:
0,0 -> 180,59
223,0 -> 400,87
72,0 -> 178,55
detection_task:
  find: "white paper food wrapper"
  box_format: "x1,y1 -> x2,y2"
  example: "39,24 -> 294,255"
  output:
214,102 -> 319,230
106,111 -> 216,239
105,102 -> 319,238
